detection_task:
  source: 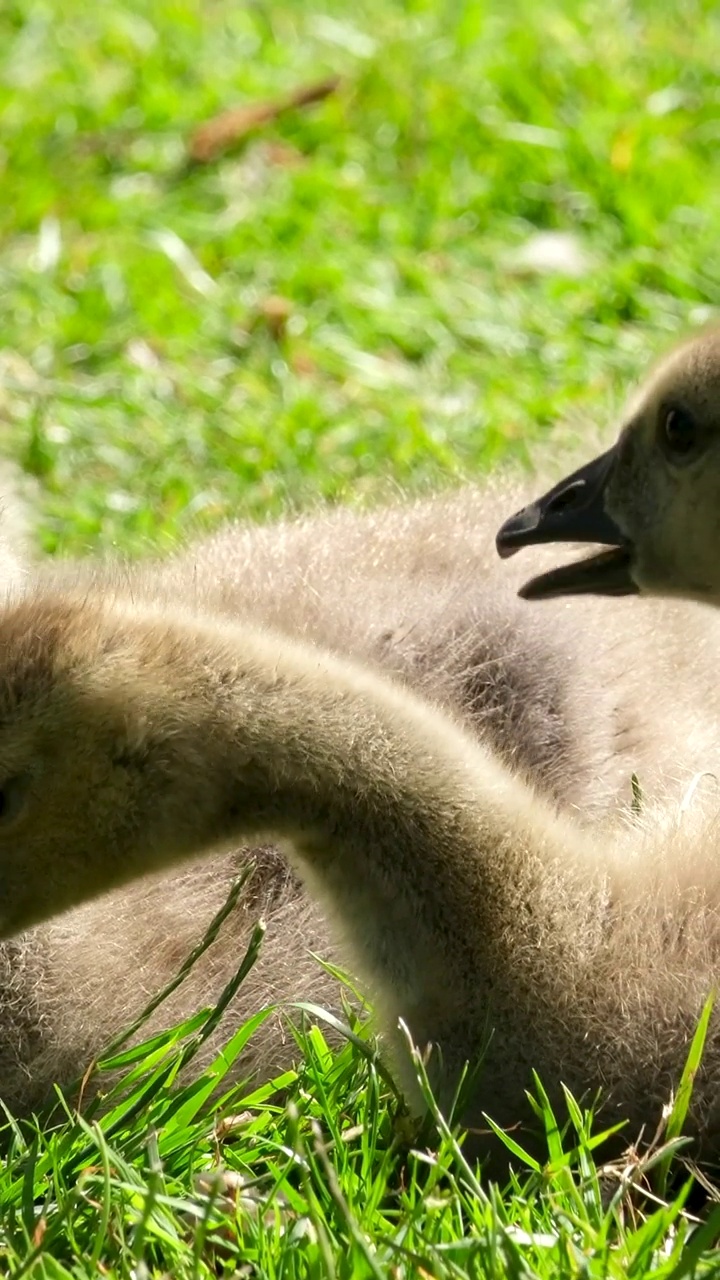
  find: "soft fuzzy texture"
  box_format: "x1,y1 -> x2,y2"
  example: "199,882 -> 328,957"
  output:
0,459 -> 720,1172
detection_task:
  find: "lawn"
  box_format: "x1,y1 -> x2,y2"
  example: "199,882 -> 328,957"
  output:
2,0 -> 720,1274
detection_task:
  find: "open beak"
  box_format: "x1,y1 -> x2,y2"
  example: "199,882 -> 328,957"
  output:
495,446 -> 638,600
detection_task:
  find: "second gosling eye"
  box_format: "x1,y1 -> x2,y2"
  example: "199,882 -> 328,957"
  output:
0,775 -> 30,826
661,406 -> 699,459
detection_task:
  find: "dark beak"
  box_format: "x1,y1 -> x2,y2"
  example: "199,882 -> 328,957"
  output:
496,447 -> 622,556
495,446 -> 639,600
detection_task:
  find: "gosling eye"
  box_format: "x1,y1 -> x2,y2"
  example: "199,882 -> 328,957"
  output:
0,775 -> 30,827
659,406 -> 700,461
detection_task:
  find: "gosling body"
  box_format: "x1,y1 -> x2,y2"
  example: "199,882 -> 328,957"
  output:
0,587 -> 720,1164
1,470 -> 720,1159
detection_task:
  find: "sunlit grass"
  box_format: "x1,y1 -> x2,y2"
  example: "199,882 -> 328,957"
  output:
3,0 -> 720,554
3,982 -> 719,1277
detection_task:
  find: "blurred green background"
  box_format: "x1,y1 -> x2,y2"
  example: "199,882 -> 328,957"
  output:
2,0 -> 719,555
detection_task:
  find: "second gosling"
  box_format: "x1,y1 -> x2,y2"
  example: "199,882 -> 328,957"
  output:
496,328 -> 720,604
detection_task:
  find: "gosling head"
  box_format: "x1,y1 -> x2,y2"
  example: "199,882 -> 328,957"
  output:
496,329 -> 720,604
0,595 -> 222,938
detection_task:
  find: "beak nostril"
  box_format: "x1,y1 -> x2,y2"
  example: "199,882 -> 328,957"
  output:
546,480 -> 586,516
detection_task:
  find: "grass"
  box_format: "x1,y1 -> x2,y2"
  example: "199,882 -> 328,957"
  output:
2,0 -> 720,1273
2,893 -> 719,1280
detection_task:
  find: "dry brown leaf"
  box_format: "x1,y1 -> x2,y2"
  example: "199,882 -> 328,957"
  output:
32,1217 -> 47,1248
258,294 -> 293,341
188,75 -> 341,164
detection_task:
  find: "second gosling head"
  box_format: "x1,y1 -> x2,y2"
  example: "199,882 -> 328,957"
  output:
496,328 -> 720,604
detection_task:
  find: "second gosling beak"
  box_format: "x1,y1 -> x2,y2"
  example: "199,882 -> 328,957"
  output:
495,447 -> 639,600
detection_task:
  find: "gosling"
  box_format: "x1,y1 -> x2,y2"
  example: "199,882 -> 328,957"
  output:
0,589 -> 719,1170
